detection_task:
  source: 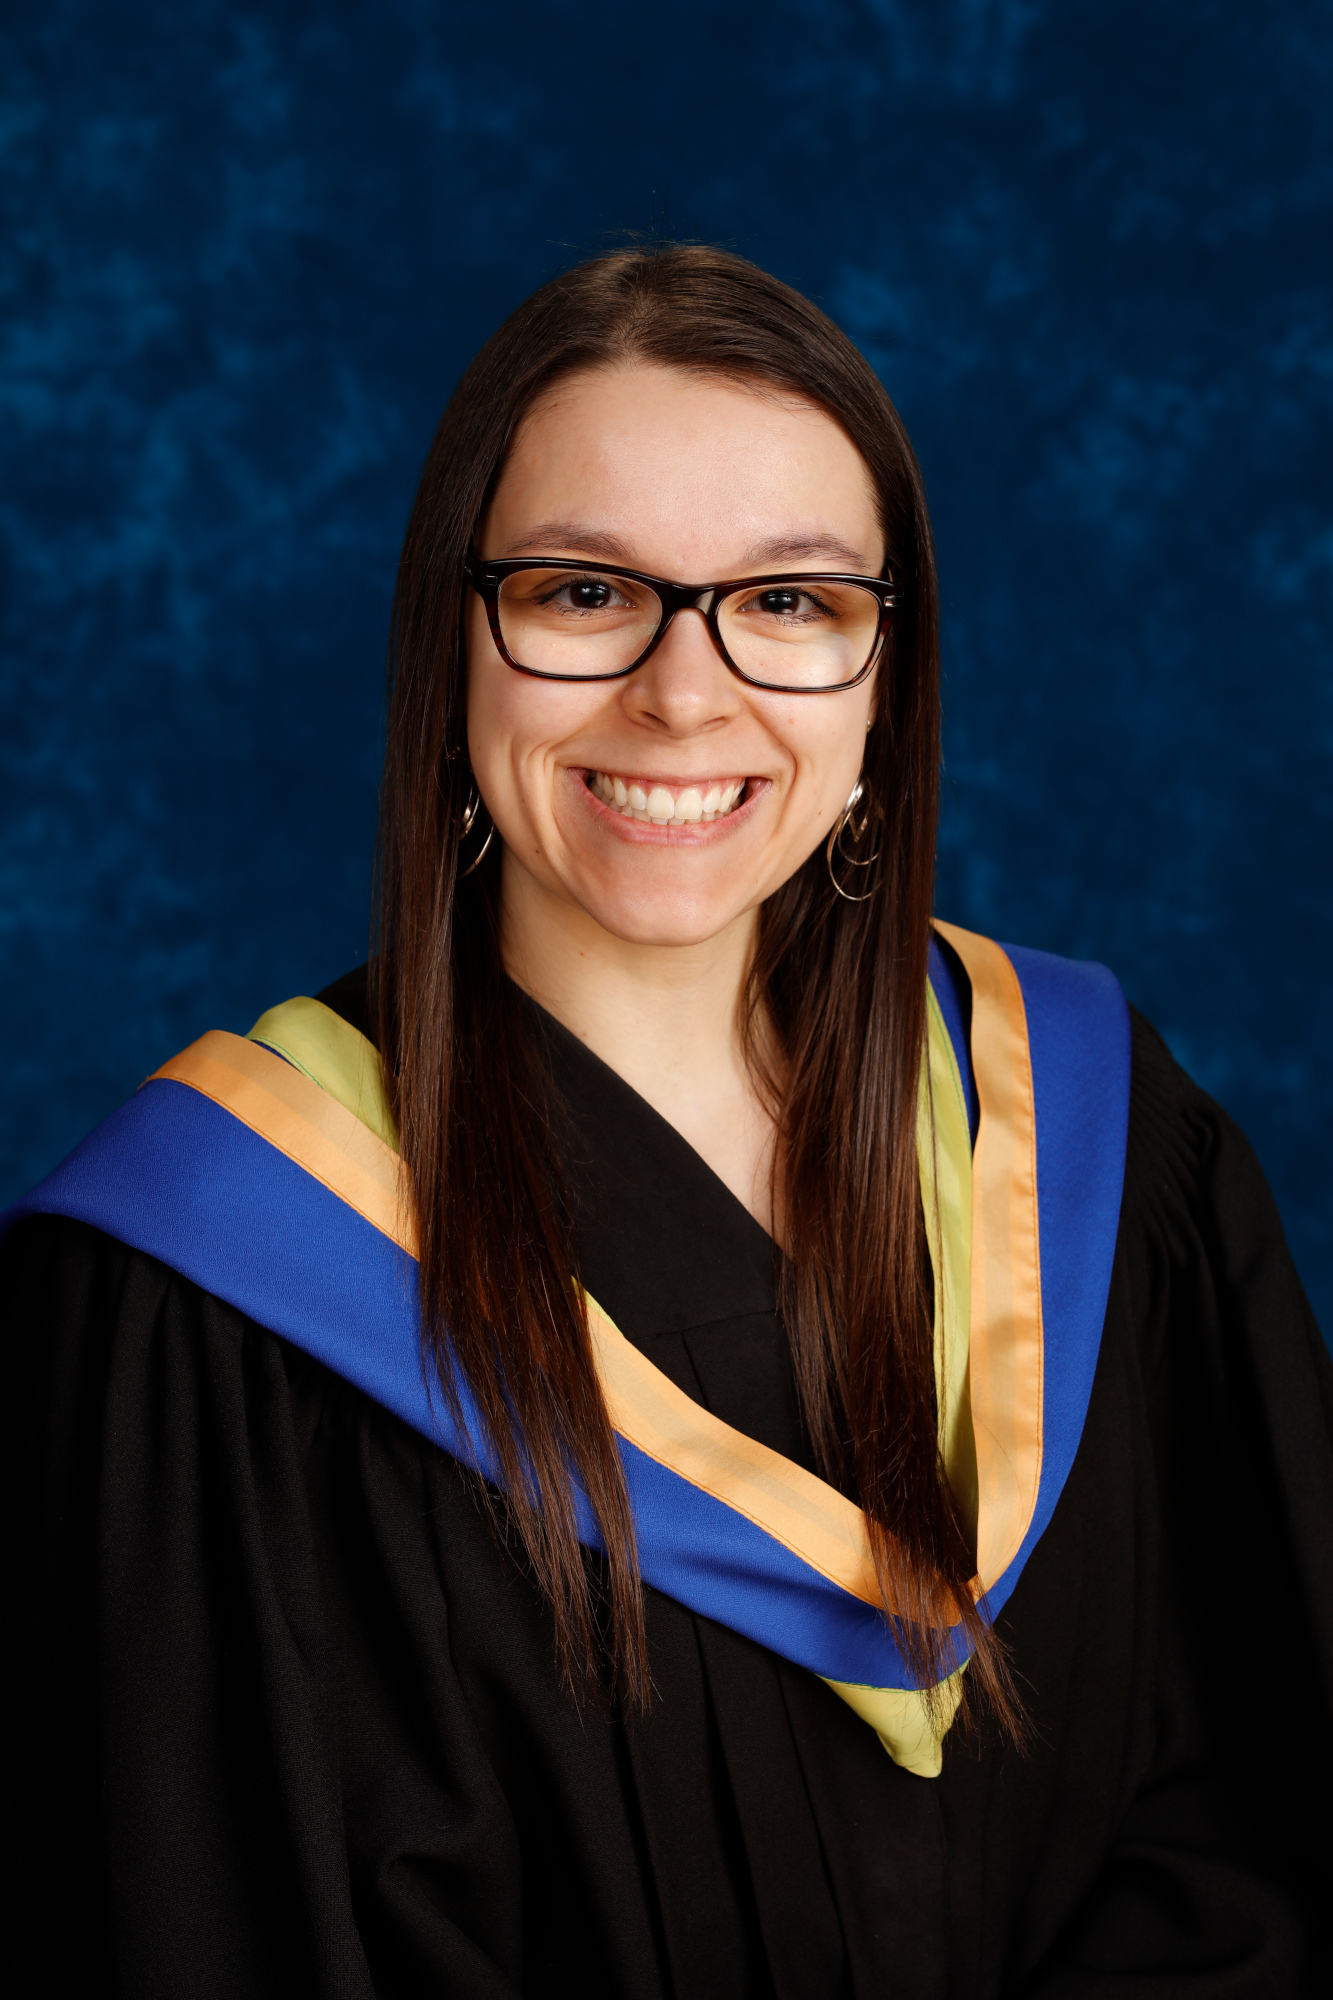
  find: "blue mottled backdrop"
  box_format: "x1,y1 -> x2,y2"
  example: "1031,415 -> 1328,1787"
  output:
3,2 -> 1330,1330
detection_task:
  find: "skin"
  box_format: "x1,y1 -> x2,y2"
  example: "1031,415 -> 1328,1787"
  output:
466,363 -> 884,1236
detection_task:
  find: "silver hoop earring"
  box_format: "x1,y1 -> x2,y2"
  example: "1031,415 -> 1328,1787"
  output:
458,784 -> 496,878
826,778 -> 881,903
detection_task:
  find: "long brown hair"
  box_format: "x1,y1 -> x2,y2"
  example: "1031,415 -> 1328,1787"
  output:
374,243 -> 1013,1728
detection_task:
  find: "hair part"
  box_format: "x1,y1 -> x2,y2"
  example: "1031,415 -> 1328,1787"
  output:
374,242 -> 1019,1738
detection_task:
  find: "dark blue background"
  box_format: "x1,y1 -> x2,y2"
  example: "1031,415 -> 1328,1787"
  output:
4,2 -> 1330,1330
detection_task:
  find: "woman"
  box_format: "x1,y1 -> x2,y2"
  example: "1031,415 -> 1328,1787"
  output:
6,245 -> 1331,1996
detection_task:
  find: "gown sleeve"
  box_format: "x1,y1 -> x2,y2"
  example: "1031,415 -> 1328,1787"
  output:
973,1013 -> 1333,1998
2,1212 -> 611,2000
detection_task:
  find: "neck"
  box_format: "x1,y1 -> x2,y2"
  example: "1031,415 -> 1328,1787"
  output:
498,853 -> 780,1236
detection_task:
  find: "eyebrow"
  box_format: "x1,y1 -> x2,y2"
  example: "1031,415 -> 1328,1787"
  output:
497,522 -> 877,573
739,531 -> 874,570
500,522 -> 636,560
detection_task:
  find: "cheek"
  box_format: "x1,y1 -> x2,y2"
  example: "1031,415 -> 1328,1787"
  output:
775,699 -> 874,821
465,598 -> 506,737
465,608 -> 606,825
465,602 -> 536,781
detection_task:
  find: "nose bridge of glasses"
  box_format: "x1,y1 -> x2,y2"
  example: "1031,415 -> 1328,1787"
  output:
656,580 -> 719,620
652,586 -> 729,670
632,586 -> 740,690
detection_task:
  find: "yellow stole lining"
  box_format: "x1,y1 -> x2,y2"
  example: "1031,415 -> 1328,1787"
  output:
934,920 -> 1044,1589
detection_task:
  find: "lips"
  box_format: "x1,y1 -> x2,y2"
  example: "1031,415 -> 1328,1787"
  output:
586,771 -> 748,826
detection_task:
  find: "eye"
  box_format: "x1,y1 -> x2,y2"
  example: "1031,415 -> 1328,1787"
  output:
533,576 -> 636,615
741,586 -> 836,623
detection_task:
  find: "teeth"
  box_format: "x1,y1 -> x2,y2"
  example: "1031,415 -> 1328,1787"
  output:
587,773 -> 747,825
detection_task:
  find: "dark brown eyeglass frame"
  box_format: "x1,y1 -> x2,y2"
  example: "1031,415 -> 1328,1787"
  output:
464,554 -> 895,692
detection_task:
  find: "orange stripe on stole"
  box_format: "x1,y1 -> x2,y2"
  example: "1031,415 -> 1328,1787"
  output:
149,1033 -> 415,1255
148,1033 -> 886,1610
587,1298 -> 883,1608
932,922 -> 1044,1588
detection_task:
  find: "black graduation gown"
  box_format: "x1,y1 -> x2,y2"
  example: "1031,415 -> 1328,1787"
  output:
5,973 -> 1332,1998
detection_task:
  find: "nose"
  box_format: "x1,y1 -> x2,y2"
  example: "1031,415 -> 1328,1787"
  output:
621,606 -> 742,736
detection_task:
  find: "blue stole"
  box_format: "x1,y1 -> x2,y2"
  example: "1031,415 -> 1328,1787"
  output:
2,924 -> 1129,1774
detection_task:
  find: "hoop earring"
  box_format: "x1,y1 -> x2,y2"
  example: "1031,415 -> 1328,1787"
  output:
458,784 -> 496,878
826,778 -> 881,903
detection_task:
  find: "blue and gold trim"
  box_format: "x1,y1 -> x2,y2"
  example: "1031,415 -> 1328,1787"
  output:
2,924 -> 1129,1776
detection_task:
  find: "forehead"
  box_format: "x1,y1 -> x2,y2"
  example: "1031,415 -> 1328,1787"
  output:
486,364 -> 882,573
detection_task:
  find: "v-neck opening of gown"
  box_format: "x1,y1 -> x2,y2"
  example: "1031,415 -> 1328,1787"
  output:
526,991 -> 781,1344
312,963 -> 811,1462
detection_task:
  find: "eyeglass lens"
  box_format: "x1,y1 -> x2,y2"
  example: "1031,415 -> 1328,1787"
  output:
494,568 -> 879,688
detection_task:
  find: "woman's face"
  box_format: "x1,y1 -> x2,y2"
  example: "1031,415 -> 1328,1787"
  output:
466,363 -> 884,952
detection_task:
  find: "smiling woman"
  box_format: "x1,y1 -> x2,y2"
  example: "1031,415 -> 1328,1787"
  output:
5,246 -> 1332,1997
465,369 -> 890,1209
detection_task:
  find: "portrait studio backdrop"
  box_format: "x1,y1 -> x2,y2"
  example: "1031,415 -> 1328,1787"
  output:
3,2 -> 1331,1332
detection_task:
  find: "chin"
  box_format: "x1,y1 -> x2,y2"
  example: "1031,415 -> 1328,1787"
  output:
579,881 -> 753,949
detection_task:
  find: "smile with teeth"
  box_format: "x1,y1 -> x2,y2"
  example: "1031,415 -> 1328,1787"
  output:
587,771 -> 749,825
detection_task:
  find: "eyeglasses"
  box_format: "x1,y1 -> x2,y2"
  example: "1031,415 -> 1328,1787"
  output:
465,555 -> 894,693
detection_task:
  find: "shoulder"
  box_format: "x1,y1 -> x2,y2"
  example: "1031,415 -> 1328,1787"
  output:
1123,1006 -> 1220,1209
1113,1007 -> 1231,1337
1120,1003 -> 1286,1268
936,919 -> 1266,1233
938,921 -> 1323,1351
1113,1008 -> 1331,1433
1,1210 -> 433,1480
